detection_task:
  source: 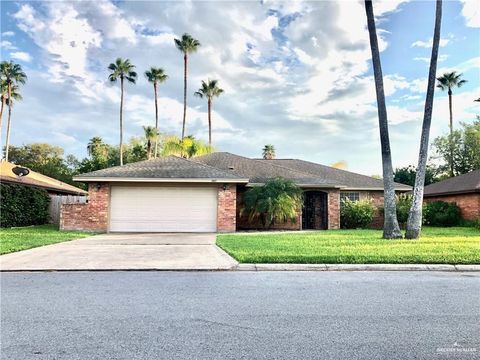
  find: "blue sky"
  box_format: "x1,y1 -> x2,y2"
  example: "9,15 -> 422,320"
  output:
1,0 -> 479,175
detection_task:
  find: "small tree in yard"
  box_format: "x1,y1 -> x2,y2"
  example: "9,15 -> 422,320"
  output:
242,178 -> 303,229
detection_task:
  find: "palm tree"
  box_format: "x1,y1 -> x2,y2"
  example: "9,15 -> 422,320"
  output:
143,126 -> 159,160
174,33 -> 200,139
436,71 -> 467,177
144,67 -> 168,157
364,0 -> 402,239
194,79 -> 224,145
405,0 -> 443,239
108,58 -> 137,166
87,136 -> 108,160
160,135 -> 213,158
262,144 -> 276,160
0,61 -> 27,161
1,80 -> 22,143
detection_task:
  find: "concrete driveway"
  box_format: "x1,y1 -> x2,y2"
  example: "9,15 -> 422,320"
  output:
0,233 -> 237,271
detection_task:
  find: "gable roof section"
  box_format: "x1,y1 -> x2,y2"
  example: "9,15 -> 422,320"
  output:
74,155 -> 248,183
424,170 -> 480,196
193,152 -> 341,187
0,161 -> 87,195
256,159 -> 411,191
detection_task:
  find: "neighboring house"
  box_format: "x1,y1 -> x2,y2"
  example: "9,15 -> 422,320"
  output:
0,161 -> 87,196
61,153 -> 410,232
423,170 -> 480,221
1,161 -> 88,225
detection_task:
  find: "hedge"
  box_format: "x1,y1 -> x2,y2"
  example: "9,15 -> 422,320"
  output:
0,183 -> 50,228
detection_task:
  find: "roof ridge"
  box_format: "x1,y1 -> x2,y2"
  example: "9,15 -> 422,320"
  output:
182,155 -> 244,179
250,158 -> 342,186
267,158 -> 410,186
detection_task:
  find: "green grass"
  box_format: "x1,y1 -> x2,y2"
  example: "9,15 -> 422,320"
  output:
0,225 -> 93,255
217,227 -> 480,264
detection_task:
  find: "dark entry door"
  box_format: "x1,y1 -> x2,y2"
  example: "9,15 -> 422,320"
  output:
302,191 -> 328,230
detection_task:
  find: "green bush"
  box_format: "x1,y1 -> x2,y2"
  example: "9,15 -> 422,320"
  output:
340,198 -> 375,229
241,177 -> 303,229
423,201 -> 462,227
0,183 -> 50,228
472,218 -> 480,230
396,194 -> 412,225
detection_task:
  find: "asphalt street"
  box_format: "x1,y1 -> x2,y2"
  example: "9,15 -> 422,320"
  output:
1,271 -> 479,360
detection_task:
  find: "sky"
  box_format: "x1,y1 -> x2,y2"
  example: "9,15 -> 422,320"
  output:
0,0 -> 479,175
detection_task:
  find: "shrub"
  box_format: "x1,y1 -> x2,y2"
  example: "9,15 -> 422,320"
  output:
396,194 -> 413,225
472,218 -> 480,230
241,177 -> 303,229
0,183 -> 50,228
423,201 -> 462,227
340,198 -> 375,229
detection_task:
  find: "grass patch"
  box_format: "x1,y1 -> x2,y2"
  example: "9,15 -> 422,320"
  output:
217,227 -> 480,264
0,224 -> 93,255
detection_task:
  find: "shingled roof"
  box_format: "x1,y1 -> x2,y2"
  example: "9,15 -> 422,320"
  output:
74,155 -> 248,183
257,159 -> 411,190
424,170 -> 480,196
193,153 -> 342,187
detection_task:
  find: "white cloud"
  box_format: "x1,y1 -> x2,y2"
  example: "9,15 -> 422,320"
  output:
460,0 -> 480,27
411,38 -> 450,48
10,51 -> 32,62
414,54 -> 448,63
2,31 -> 15,37
0,40 -> 16,50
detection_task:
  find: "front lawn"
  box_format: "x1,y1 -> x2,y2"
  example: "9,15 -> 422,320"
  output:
0,225 -> 92,255
217,227 -> 480,264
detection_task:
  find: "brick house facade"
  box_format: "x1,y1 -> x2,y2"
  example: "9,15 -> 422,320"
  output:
60,153 -> 411,233
424,193 -> 480,221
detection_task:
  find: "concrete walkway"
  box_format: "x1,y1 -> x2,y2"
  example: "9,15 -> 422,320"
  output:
0,233 -> 238,271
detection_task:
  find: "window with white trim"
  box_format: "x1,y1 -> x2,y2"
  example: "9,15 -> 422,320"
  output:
340,192 -> 360,203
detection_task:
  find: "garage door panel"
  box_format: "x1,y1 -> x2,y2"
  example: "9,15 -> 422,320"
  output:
109,186 -> 218,232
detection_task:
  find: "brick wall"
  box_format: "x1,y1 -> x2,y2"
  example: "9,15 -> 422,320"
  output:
60,183 -> 109,232
327,190 -> 340,229
217,184 -> 237,232
424,193 -> 480,220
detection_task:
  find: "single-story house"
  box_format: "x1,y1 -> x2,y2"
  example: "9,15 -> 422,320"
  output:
0,161 -> 87,196
424,170 -> 480,220
61,152 -> 410,232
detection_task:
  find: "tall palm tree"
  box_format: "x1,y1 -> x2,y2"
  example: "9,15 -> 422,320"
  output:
108,58 -> 137,166
436,71 -> 467,177
0,61 -> 27,162
405,0 -> 443,239
262,145 -> 276,160
1,80 -> 21,142
194,79 -> 224,145
143,126 -> 159,160
364,0 -> 402,239
174,33 -> 200,139
145,67 -> 168,157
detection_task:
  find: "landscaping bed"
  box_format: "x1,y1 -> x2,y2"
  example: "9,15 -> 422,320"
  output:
0,225 -> 92,255
217,227 -> 480,264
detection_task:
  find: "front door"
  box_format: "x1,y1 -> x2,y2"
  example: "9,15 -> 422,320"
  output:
302,191 -> 328,230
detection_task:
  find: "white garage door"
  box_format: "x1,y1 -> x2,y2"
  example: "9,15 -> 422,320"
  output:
109,185 -> 218,232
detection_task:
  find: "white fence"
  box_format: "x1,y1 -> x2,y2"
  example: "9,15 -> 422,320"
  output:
49,195 -> 88,225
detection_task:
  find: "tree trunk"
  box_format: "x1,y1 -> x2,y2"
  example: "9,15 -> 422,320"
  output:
448,88 -> 454,177
154,81 -> 159,158
208,98 -> 212,145
120,76 -> 124,166
4,83 -> 13,161
147,140 -> 152,160
365,0 -> 402,239
0,95 -> 5,144
405,0 -> 442,239
181,53 -> 187,139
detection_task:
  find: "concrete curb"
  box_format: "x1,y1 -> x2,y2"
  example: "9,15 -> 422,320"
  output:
236,264 -> 480,272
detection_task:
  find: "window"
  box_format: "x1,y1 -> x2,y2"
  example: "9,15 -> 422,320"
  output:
340,192 -> 360,203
